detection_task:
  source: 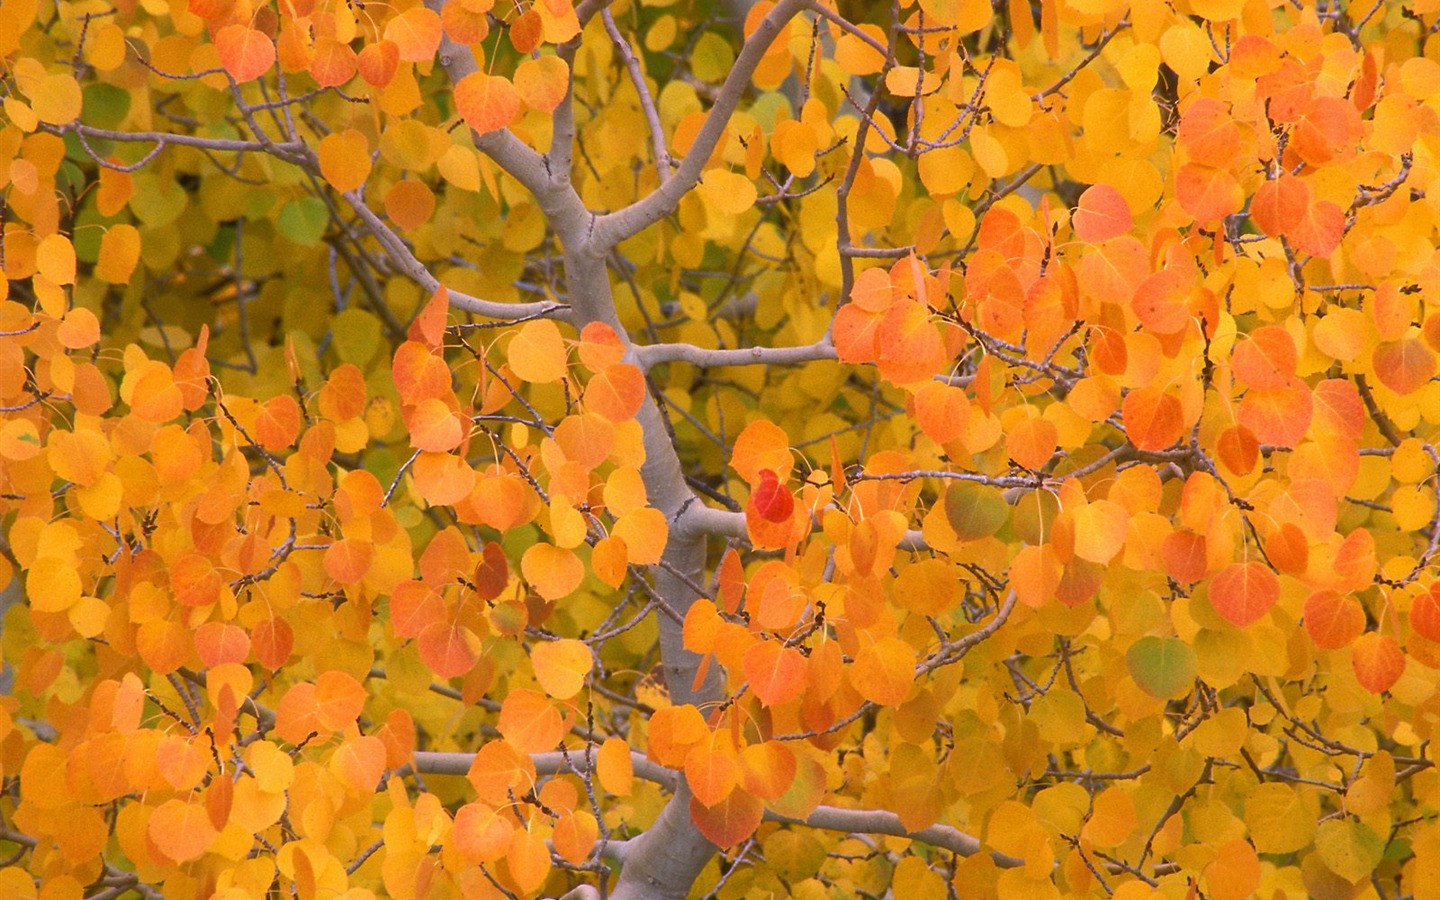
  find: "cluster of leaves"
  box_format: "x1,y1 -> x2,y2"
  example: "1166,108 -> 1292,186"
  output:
5,0 -> 1440,897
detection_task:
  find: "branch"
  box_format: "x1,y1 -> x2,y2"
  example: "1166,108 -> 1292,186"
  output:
590,0 -> 809,247
635,338 -> 836,369
412,749 -> 679,791
341,189 -> 567,321
602,9 -> 674,183
766,805 -> 1022,867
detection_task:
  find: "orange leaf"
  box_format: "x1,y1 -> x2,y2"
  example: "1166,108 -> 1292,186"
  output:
521,543 -> 584,600
1233,325 -> 1298,390
330,736 -> 386,794
1209,562 -> 1280,627
849,636 -> 915,706
324,538 -> 374,583
584,363 -> 646,422
514,55 -> 570,113
731,421 -> 792,485
455,72 -> 521,135
739,740 -> 796,801
1304,590 -> 1365,650
149,799 -> 219,863
597,737 -> 634,796
314,670 -> 367,731
1177,98 -> 1240,168
1072,184 -> 1133,242
384,7 -> 443,61
743,640 -> 806,707
506,827 -> 552,894
689,788 -> 763,848
1289,200 -> 1346,258
1122,386 -> 1184,451
1373,338 -> 1436,396
1352,632 -> 1404,693
407,397 -> 465,452
452,803 -> 513,864
1250,176 -> 1309,237
685,732 -> 739,807
194,622 -> 251,667
418,620 -> 482,678
1176,163 -> 1243,224
357,40 -> 400,87
497,689 -> 565,753
1412,587 -> 1440,642
215,25 -> 276,82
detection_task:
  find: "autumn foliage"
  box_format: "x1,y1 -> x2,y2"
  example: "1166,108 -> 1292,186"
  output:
3,0 -> 1440,897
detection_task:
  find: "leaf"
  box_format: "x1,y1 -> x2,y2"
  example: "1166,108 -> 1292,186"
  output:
1209,562 -> 1280,627
1126,636 -> 1197,699
507,319 -> 567,383
454,72 -> 521,134
584,363 -> 646,422
699,169 -> 758,216
1072,184 -> 1133,242
750,469 -> 794,523
689,788 -> 763,848
1245,783 -> 1316,854
943,481 -> 1008,541
531,639 -> 592,699
1304,590 -> 1365,649
498,690 -> 566,753
1122,386 -> 1184,451
743,640 -> 806,707
685,732 -> 740,807
215,25 -> 275,82
514,55 -> 570,113
1373,338 -> 1436,396
849,636 -> 915,706
1352,632 -> 1404,693
318,130 -> 372,194
149,799 -> 219,863
384,7 -> 443,61
1315,819 -> 1384,883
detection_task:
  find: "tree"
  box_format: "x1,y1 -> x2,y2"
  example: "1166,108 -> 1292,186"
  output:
0,0 -> 1437,896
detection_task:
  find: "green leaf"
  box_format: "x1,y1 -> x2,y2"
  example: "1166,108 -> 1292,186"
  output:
1125,636 -> 1196,700
1315,819 -> 1384,883
332,309 -> 383,365
277,196 -> 330,246
943,482 -> 1007,541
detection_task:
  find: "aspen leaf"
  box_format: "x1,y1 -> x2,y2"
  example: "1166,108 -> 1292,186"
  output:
750,469 -> 794,524
850,636 -> 915,706
507,319 -> 567,384
1251,176 -> 1310,237
943,481 -> 1007,541
689,788 -> 763,847
597,737 -> 634,796
584,363 -> 645,422
1209,562 -> 1280,627
521,543 -> 584,599
96,225 -> 141,283
417,621 -> 481,678
357,41 -> 400,87
384,7 -> 443,61
1072,185 -> 1133,243
1373,338 -> 1436,396
1315,819 -> 1384,883
699,170 -> 757,216
318,131 -> 372,194
451,803 -> 513,864
506,828 -> 552,894
498,690 -> 565,753
1304,590 -> 1365,649
216,25 -> 276,82
531,639 -> 591,699
149,799 -> 219,863
743,640 -> 806,707
1126,636 -> 1196,699
330,736 -> 386,794
1351,632 -> 1403,693
1122,386 -> 1184,451
454,73 -> 521,134
739,740 -> 796,800
514,56 -> 570,113
553,810 -> 599,864
685,732 -> 739,807
1245,783 -> 1316,854
309,38 -> 357,88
